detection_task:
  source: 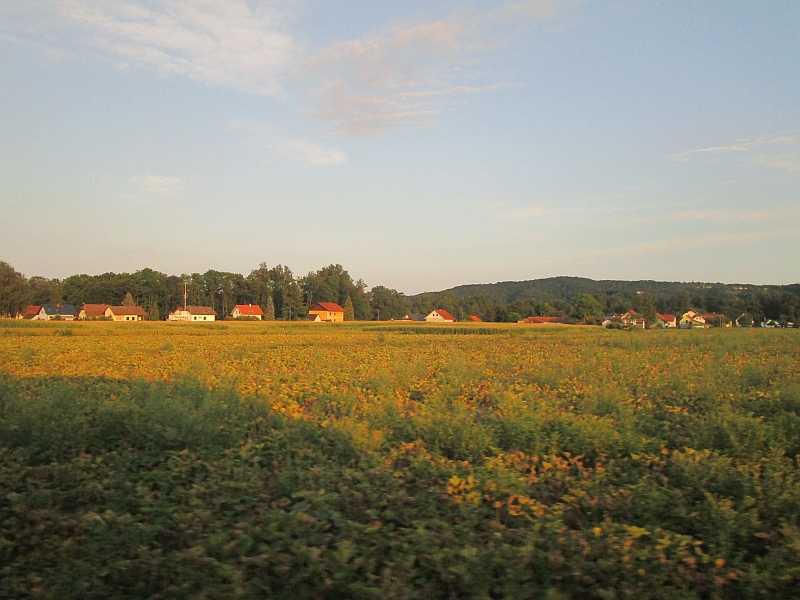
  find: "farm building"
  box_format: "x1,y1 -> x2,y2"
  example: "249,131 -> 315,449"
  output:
308,302 -> 345,322
105,306 -> 147,321
232,304 -> 264,320
425,309 -> 456,323
168,306 -> 218,322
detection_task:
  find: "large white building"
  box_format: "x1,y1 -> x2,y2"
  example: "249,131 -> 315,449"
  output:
168,306 -> 217,322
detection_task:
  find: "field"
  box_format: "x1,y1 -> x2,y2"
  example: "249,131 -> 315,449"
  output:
1,321 -> 799,599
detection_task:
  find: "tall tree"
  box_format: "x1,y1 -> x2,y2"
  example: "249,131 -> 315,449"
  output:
264,295 -> 275,321
122,292 -> 136,306
148,301 -> 160,321
344,296 -> 355,321
0,261 -> 30,317
568,294 -> 604,323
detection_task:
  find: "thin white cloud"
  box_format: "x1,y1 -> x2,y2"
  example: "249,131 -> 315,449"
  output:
500,206 -> 553,221
3,0 -> 294,96
579,227 -> 800,262
304,1 -> 567,135
143,174 -> 183,196
227,118 -> 346,166
670,133 -> 799,172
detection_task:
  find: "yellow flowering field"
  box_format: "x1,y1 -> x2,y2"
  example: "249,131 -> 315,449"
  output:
1,321 -> 799,598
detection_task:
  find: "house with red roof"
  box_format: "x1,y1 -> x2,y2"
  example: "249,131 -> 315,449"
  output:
21,305 -> 42,320
231,304 -> 264,320
425,309 -> 456,323
656,313 -> 677,328
468,315 -> 483,322
308,302 -> 345,322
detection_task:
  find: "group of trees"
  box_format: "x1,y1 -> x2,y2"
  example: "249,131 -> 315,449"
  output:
2,260 -> 799,324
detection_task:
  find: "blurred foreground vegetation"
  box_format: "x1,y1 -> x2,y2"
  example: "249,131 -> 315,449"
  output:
1,323 -> 799,598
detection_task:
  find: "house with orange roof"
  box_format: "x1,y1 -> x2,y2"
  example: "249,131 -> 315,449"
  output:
308,302 -> 345,322
518,316 -> 565,324
468,315 -> 483,322
425,309 -> 456,323
231,304 -> 264,320
78,304 -> 110,320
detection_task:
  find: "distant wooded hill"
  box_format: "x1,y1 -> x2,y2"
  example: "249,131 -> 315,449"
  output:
415,276 -> 800,304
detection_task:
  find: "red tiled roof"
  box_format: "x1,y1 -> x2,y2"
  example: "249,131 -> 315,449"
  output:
657,313 -> 676,322
234,304 -> 264,316
24,305 -> 42,315
107,306 -> 147,316
310,302 -> 345,313
432,309 -> 456,322
468,315 -> 483,322
81,303 -> 109,317
519,316 -> 564,324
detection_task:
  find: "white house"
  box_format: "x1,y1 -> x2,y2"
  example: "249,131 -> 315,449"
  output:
169,306 -> 217,322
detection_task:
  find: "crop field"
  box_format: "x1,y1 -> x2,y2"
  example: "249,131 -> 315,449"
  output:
1,321 -> 799,599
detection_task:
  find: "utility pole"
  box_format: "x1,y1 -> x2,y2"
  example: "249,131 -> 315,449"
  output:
183,281 -> 188,311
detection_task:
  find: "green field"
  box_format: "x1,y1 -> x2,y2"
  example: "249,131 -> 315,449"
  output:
1,322 -> 799,598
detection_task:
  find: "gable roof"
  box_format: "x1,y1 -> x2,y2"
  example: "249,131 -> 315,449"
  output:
41,304 -> 77,316
23,305 -> 42,315
429,309 -> 456,321
172,306 -> 217,316
468,315 -> 483,322
519,316 -> 564,324
309,302 -> 345,313
107,306 -> 147,317
234,304 -> 264,316
80,303 -> 109,317
656,313 -> 676,322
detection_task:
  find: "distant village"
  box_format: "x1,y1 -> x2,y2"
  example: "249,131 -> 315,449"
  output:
15,302 -> 788,329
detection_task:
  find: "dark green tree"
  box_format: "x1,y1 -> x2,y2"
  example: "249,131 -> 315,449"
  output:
344,296 -> 355,321
122,292 -> 136,306
568,294 -> 604,323
264,296 -> 275,321
0,261 -> 30,317
148,301 -> 160,321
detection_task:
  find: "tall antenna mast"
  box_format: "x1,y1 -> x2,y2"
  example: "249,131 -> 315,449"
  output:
183,281 -> 188,311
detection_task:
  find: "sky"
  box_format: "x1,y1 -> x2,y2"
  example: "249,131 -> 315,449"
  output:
1,0 -> 798,294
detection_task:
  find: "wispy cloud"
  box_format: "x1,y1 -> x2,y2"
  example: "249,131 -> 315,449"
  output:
143,174 -> 183,196
2,0 -> 294,96
227,119 -> 346,166
578,227 -> 800,263
304,1 -> 566,135
670,133 -> 800,172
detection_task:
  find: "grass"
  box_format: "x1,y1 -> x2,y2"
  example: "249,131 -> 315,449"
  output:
0,322 -> 799,598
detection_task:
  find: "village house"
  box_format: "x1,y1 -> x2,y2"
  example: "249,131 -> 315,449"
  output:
425,309 -> 456,323
680,311 -> 709,329
308,302 -> 345,322
306,313 -> 322,322
78,304 -> 109,320
38,304 -> 77,321
231,304 -> 264,320
105,306 -> 147,321
621,310 -> 646,329
168,306 -> 218,322
656,313 -> 677,328
20,305 -> 42,320
468,315 -> 483,322
518,316 -> 565,324
392,313 -> 426,322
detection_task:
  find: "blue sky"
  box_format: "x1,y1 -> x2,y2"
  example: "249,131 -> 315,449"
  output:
1,0 -> 798,293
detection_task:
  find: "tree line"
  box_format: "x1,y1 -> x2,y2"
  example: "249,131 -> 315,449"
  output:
1,260 -> 799,324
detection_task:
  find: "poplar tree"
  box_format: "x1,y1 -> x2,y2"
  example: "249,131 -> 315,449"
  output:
148,301 -> 160,321
122,292 -> 136,306
264,296 -> 276,321
344,296 -> 355,321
